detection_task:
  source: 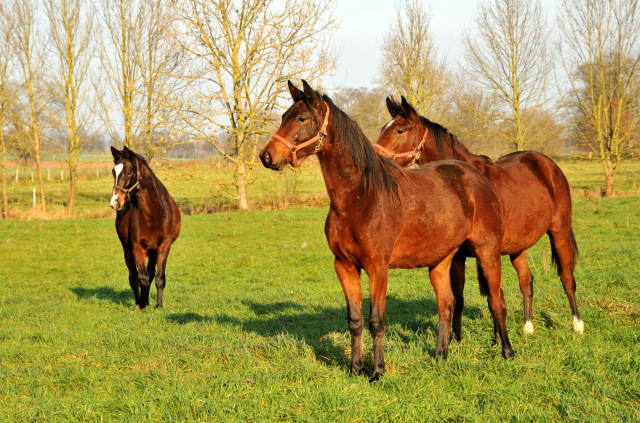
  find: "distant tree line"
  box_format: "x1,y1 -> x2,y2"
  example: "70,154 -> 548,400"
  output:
1,0 -> 639,219
336,0 -> 640,198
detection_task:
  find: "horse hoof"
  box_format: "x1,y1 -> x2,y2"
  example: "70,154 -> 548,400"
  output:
523,321 -> 534,335
135,306 -> 146,312
573,317 -> 584,334
349,362 -> 364,376
502,348 -> 515,359
369,371 -> 383,383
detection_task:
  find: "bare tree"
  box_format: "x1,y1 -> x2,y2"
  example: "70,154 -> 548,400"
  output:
134,0 -> 185,160
172,0 -> 337,210
378,0 -> 450,122
462,0 -> 553,152
331,87 -> 388,141
45,0 -> 96,215
559,0 -> 640,196
100,0 -> 143,149
9,0 -> 47,211
0,5 -> 16,219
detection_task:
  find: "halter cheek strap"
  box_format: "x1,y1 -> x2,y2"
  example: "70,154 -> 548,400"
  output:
113,169 -> 141,197
373,126 -> 429,168
271,103 -> 330,168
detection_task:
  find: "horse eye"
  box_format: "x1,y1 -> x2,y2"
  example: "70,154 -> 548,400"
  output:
395,129 -> 404,135
296,117 -> 306,123
128,170 -> 132,175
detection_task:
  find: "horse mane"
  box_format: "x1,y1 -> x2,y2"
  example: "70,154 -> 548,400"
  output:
322,94 -> 401,198
126,149 -> 171,198
418,116 -> 457,159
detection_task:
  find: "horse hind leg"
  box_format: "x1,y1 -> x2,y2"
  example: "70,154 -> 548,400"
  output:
476,249 -> 514,359
548,229 -> 583,333
510,251 -> 534,335
450,253 -> 466,342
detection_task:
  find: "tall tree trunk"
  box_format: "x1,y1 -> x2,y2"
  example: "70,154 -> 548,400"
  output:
67,156 -> 78,216
1,144 -> 7,220
33,135 -> 45,212
604,158 -> 615,197
236,161 -> 248,210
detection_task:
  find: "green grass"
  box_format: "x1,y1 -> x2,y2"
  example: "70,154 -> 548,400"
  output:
1,198 -> 639,421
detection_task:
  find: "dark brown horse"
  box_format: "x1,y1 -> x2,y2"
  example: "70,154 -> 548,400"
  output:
260,81 -> 513,382
375,96 -> 583,336
110,146 -> 181,310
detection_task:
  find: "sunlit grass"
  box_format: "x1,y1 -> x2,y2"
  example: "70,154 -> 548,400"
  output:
1,198 -> 638,421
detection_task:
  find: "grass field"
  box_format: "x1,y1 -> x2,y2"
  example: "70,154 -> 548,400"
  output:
1,197 -> 639,421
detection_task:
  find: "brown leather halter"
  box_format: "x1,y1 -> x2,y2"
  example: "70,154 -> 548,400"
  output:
271,102 -> 330,168
374,126 -> 429,168
113,167 -> 141,197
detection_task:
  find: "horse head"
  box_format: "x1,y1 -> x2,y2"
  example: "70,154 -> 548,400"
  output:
110,146 -> 141,210
260,80 -> 330,170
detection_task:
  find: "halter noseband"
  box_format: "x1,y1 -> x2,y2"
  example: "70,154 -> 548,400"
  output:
374,126 -> 429,168
271,102 -> 330,168
113,167 -> 141,197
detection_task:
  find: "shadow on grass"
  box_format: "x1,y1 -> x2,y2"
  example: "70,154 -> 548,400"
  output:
166,312 -> 213,324
215,294 -> 484,376
70,286 -> 132,306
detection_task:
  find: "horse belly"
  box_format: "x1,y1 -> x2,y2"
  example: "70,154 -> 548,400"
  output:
389,222 -> 467,269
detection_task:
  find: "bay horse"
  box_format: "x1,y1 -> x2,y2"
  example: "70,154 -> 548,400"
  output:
110,146 -> 181,310
260,81 -> 513,382
375,96 -> 583,336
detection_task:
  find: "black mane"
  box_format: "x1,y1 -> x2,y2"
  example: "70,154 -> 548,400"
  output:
322,94 -> 400,197
419,117 -> 457,159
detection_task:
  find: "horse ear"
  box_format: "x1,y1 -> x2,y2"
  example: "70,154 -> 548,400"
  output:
301,79 -> 321,108
386,96 -> 401,117
122,146 -> 132,159
401,96 -> 418,119
288,80 -> 303,102
110,146 -> 121,162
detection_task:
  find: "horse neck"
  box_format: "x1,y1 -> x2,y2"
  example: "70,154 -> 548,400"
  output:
420,125 -> 482,166
132,166 -> 165,215
317,140 -> 366,213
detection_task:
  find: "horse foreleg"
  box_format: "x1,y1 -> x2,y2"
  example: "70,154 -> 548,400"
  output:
477,253 -> 514,359
450,253 -> 466,342
133,244 -> 150,310
124,245 -> 140,307
510,251 -> 534,335
367,262 -> 389,382
154,246 -> 171,308
429,252 -> 456,361
334,258 -> 364,376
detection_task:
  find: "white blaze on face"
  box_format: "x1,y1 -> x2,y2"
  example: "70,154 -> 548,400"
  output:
110,163 -> 124,208
382,118 -> 395,131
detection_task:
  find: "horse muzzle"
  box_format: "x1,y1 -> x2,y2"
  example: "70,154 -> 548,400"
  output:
260,147 -> 286,171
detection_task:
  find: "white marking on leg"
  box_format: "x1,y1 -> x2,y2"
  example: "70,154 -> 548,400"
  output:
573,316 -> 584,334
523,321 -> 534,335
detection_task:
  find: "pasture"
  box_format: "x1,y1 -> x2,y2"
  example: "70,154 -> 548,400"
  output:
1,195 -> 639,421
3,158 -> 640,218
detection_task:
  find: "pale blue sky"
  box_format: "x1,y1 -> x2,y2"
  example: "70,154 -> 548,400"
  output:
327,0 -> 559,90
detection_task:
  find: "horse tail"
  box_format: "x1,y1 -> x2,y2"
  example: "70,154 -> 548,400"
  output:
477,261 -> 489,297
550,229 -> 579,275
